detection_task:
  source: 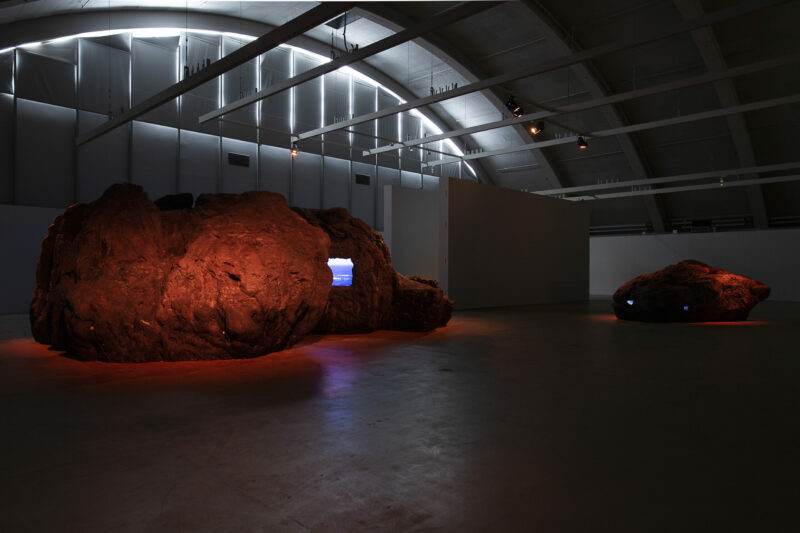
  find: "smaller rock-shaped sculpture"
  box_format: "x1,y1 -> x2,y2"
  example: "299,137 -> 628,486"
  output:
613,260 -> 770,322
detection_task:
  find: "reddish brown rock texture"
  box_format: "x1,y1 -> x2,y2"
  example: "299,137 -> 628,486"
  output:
31,185 -> 451,362
294,207 -> 396,333
391,275 -> 453,332
293,207 -> 453,333
612,260 -> 770,322
31,184 -> 332,361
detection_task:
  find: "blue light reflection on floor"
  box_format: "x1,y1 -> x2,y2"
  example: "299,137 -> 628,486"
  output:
328,258 -> 353,287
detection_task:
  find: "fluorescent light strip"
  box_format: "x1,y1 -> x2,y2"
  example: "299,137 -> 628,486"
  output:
289,47 -> 294,134
3,25 -> 468,162
348,72 -> 353,145
255,48 -> 260,123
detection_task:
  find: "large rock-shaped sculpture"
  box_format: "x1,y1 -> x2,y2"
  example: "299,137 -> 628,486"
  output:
612,260 -> 770,322
293,207 -> 453,333
31,184 -> 332,361
31,184 -> 452,362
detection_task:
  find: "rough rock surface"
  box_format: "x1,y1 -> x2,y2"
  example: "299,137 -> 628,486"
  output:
31,184 -> 332,361
391,275 -> 453,331
294,207 -> 396,333
293,207 -> 453,333
612,260 -> 770,322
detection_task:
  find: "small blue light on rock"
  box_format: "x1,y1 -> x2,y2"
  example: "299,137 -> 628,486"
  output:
626,300 -> 634,306
683,305 -> 689,311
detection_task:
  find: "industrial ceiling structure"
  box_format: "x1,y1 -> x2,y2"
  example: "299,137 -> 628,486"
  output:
1,0 -> 798,234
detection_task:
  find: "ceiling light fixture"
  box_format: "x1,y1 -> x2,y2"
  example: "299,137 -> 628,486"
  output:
291,143 -> 299,157
529,121 -> 545,135
577,136 -> 588,149
505,95 -> 524,118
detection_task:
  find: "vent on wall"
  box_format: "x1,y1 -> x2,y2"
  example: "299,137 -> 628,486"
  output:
227,153 -> 250,167
355,174 -> 371,186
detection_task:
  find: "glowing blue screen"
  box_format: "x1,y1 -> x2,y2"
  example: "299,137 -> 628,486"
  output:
328,258 -> 353,287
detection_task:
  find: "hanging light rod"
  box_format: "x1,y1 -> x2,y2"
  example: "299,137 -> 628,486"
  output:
423,93 -> 800,168
198,1 -> 498,125
565,174 -> 800,201
294,0 -> 787,143
75,2 -> 354,146
363,51 -> 800,156
533,161 -> 800,196
218,117 -> 462,158
217,118 -> 457,164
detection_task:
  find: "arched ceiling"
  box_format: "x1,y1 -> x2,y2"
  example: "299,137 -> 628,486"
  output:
2,0 -> 799,234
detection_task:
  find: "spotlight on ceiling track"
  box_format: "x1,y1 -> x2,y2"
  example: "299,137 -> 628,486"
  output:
529,121 -> 545,135
291,143 -> 299,157
577,136 -> 588,149
505,95 -> 524,118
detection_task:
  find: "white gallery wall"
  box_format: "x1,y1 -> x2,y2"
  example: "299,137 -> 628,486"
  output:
383,186 -> 439,280
439,179 -> 590,309
0,205 -> 64,315
590,228 -> 800,301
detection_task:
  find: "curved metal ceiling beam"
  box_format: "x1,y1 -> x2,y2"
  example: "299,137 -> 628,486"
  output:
353,2 -> 565,188
514,0 -> 666,232
673,0 -> 769,228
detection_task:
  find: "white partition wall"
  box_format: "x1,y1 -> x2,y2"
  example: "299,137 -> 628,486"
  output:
179,129 -> 219,197
77,110 -> 129,202
376,167 -> 401,232
131,121 -> 178,200
0,93 -> 12,204
0,205 -> 64,315
15,99 -> 76,208
322,156 -> 349,209
439,179 -> 590,309
383,186 -> 439,280
259,144 -> 291,198
291,151 -> 322,208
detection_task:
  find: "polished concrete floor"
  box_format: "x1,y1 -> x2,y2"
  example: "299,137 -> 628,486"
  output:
1,300 -> 798,532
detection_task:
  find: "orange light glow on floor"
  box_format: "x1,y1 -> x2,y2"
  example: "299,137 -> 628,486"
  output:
590,314 -> 771,327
